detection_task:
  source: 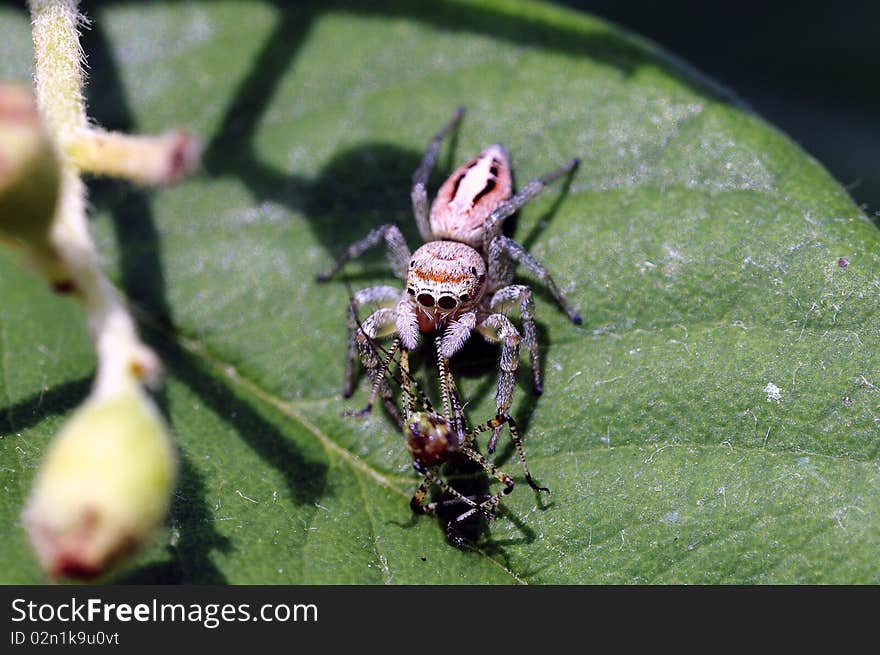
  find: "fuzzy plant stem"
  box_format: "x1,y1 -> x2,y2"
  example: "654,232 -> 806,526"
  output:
29,0 -> 160,393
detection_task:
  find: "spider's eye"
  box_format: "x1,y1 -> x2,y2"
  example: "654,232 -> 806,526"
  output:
409,260 -> 416,268
437,296 -> 457,311
407,287 -> 416,296
470,266 -> 477,275
417,293 -> 435,308
459,293 -> 470,303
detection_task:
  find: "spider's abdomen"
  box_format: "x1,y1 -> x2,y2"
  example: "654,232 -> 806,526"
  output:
430,144 -> 512,248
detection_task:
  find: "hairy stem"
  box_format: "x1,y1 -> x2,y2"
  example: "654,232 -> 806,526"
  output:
29,0 -> 160,388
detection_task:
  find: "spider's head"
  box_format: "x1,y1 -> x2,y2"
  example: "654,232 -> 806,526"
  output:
405,241 -> 486,320
406,411 -> 462,469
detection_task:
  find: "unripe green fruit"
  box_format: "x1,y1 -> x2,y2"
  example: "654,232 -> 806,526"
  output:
0,83 -> 60,251
23,382 -> 176,580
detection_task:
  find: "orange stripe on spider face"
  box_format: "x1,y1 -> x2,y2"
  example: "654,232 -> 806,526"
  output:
411,270 -> 469,284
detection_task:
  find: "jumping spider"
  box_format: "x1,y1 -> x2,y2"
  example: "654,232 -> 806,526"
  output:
372,331 -> 548,546
317,107 -> 581,451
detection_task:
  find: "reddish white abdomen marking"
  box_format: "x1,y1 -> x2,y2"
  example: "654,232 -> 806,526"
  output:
430,144 -> 512,248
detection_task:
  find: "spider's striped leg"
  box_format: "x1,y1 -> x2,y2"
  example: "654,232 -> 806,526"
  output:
482,157 -> 580,249
411,106 -> 466,241
488,235 -> 581,325
316,223 -> 411,282
489,284 -> 542,395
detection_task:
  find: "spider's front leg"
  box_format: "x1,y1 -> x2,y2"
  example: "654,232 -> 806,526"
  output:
347,300 -> 408,423
315,223 -> 411,282
394,298 -> 421,351
489,284 -> 543,395
437,311 -> 477,361
345,286 -> 400,398
475,313 -> 522,452
348,296 -> 418,408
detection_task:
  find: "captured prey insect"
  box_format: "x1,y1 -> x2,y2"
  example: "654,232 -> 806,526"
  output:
317,107 -> 581,452
356,317 -> 549,546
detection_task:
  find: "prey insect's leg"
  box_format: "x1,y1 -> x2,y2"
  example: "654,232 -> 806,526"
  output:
410,475 -> 493,536
452,445 -> 515,522
471,414 -> 549,494
359,364 -> 404,430
436,345 -> 465,439
437,352 -> 453,425
448,498 -> 500,527
357,308 -> 400,366
397,349 -> 415,417
410,477 -> 433,515
476,313 -> 521,451
482,157 -> 580,250
438,311 -> 501,447
489,235 -> 582,324
347,338 -> 400,419
435,337 -> 458,425
411,106 -> 466,242
344,286 -> 401,398
396,349 -> 438,419
462,446 -> 514,494
316,224 -> 411,282
415,469 -> 495,522
490,284 -> 542,395
354,307 -> 401,412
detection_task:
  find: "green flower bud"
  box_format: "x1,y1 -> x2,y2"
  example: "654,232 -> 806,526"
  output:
0,83 -> 60,252
23,382 -> 176,580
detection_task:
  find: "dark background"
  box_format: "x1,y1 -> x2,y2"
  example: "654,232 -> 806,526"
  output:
552,0 -> 879,216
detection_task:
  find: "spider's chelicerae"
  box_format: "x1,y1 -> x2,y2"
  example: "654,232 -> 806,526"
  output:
317,107 -> 581,451
375,334 -> 548,546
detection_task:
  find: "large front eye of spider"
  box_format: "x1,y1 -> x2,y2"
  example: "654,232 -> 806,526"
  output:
416,293 -> 435,308
437,295 -> 458,311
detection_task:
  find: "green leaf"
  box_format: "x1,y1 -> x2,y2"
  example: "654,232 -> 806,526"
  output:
1,0 -> 878,584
